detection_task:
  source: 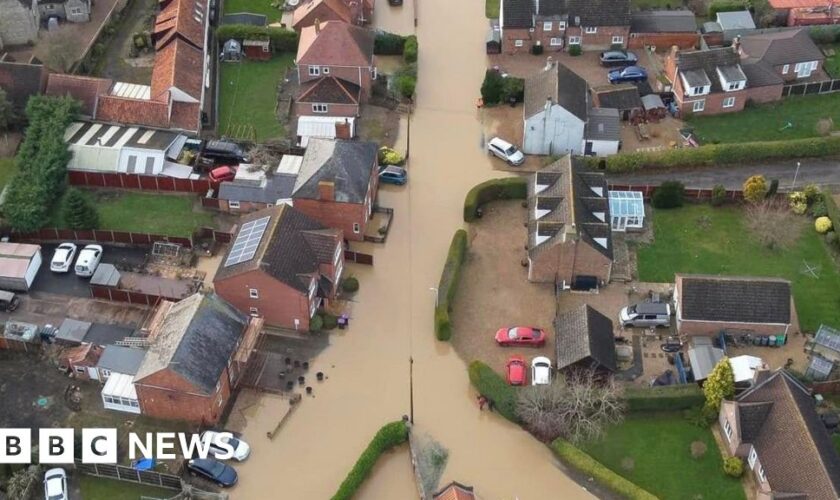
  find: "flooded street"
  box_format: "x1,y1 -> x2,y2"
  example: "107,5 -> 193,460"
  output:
231,0 -> 591,498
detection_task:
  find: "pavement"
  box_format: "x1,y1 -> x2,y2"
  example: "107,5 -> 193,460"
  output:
29,244 -> 148,298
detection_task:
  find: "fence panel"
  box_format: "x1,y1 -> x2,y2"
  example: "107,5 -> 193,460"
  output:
74,460 -> 182,491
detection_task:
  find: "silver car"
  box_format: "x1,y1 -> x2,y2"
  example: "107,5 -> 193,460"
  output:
487,137 -> 525,165
619,303 -> 671,328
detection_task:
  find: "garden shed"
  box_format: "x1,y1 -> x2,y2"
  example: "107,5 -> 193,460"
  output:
222,39 -> 242,61
608,191 -> 645,232
486,20 -> 501,54
243,39 -> 271,60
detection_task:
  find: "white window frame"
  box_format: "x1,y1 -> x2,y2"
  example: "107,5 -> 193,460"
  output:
333,243 -> 343,265
568,36 -> 581,45
70,6 -> 83,14
723,419 -> 733,440
558,21 -> 566,30
249,306 -> 259,315
782,64 -> 789,75
722,96 -> 735,108
323,67 -> 330,74
353,223 -> 361,233
308,66 -> 321,76
543,21 -> 552,31
612,36 -> 624,45
312,103 -> 329,113
101,369 -> 111,379
249,288 -> 259,299
75,366 -> 85,374
228,200 -> 240,209
584,26 -> 597,34
692,99 -> 705,112
748,447 -> 757,469
514,39 -> 524,47
758,465 -> 766,483
550,37 -> 562,46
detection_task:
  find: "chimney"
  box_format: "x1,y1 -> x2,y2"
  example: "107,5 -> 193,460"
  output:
335,119 -> 352,140
315,18 -> 321,33
732,35 -> 741,54
670,45 -> 679,60
318,180 -> 335,201
544,56 -> 554,71
544,97 -> 552,112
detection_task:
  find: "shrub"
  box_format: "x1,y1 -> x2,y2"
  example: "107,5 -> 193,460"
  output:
61,188 -> 99,230
690,441 -> 708,459
463,177 -> 527,222
810,200 -> 828,218
374,31 -> 406,55
569,45 -> 582,56
321,313 -> 338,330
790,192 -> 808,215
823,188 -> 840,225
332,421 -> 409,500
826,231 -> 839,247
501,77 -> 525,104
816,216 -> 833,234
394,73 -> 416,99
703,358 -> 734,412
550,439 -> 658,500
309,314 -> 323,331
804,184 -> 822,205
743,175 -> 768,204
723,456 -> 744,478
711,184 -> 726,206
341,276 -> 359,293
216,24 -> 298,52
403,35 -> 418,63
378,146 -> 405,166
622,385 -> 705,412
435,230 -> 467,341
481,70 -> 505,105
767,178 -> 780,197
651,181 -> 685,209
468,361 -> 518,422
708,0 -> 749,17
810,25 -> 840,44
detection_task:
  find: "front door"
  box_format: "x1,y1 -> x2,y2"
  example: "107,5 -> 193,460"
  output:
584,141 -> 594,156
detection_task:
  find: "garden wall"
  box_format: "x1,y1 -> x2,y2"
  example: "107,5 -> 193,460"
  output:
68,170 -> 212,193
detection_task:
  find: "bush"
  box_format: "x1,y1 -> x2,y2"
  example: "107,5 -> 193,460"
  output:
550,439 -> 658,500
378,146 -> 405,166
481,70 -> 505,105
501,77 -> 525,104
374,31 -> 406,55
708,0 -> 749,17
804,184 -> 822,205
321,313 -> 338,330
810,25 -> 840,44
468,361 -> 518,422
810,200 -> 828,218
392,64 -> 417,99
711,184 -> 726,206
622,385 -> 705,412
790,192 -> 808,215
569,45 -> 582,56
216,25 -> 298,52
743,175 -> 768,204
435,230 -> 467,341
332,421 -> 409,500
651,181 -> 685,209
403,35 -> 417,63
309,314 -> 323,331
61,188 -> 99,230
723,456 -> 744,478
816,216 -> 833,234
463,177 -> 527,222
341,276 -> 359,293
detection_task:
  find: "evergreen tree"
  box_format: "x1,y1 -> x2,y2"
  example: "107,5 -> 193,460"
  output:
703,357 -> 735,412
61,188 -> 99,230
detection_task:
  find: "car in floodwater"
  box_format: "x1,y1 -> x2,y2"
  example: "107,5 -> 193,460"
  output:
187,458 -> 238,487
486,137 -> 525,166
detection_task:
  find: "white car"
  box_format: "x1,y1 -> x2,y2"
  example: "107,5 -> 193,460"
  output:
200,431 -> 251,461
74,244 -> 103,278
531,356 -> 553,386
43,468 -> 68,500
487,137 -> 525,166
50,243 -> 78,273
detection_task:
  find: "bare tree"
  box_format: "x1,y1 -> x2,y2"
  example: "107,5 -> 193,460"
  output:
37,30 -> 79,73
745,200 -> 801,250
516,369 -> 624,444
246,143 -> 282,171
6,465 -> 42,500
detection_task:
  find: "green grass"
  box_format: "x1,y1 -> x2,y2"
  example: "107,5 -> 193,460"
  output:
486,0 -> 499,18
218,55 -> 294,142
833,433 -> 840,455
638,204 -> 840,332
223,0 -> 282,21
582,414 -> 746,500
687,94 -> 840,144
78,475 -> 175,500
0,158 -> 17,192
822,44 -> 840,78
631,0 -> 685,9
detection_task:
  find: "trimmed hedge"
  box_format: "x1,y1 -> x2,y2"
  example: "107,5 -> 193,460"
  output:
374,31 -> 406,55
622,385 -> 705,412
467,361 -> 518,422
216,25 -> 298,52
331,421 -> 409,500
824,188 -> 840,229
463,177 -> 528,222
551,439 -> 659,500
435,230 -> 467,341
403,35 -> 418,63
595,136 -> 840,173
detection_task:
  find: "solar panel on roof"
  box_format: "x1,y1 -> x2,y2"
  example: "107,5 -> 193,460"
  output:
224,216 -> 270,267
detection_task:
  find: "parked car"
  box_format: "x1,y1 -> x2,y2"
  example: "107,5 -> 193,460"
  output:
209,166 -> 237,186
608,66 -> 648,84
599,50 -> 638,67
494,326 -> 547,347
0,290 -> 20,312
200,431 -> 251,461
619,302 -> 671,328
506,355 -> 527,386
50,243 -> 77,273
531,356 -> 552,386
187,458 -> 238,487
378,166 -> 408,185
487,137 -> 525,166
199,140 -> 247,167
74,244 -> 103,278
43,468 -> 68,500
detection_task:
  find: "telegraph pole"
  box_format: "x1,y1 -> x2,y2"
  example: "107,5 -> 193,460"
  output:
409,356 -> 415,423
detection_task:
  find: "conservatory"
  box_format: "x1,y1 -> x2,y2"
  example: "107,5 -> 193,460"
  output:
101,372 -> 141,414
608,190 -> 645,232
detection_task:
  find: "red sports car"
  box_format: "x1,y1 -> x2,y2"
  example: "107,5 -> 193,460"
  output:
494,326 -> 547,347
506,356 -> 527,386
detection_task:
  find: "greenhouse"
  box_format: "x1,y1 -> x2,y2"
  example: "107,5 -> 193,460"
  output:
608,190 -> 645,232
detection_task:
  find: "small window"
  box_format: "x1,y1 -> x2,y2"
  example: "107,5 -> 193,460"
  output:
353,223 -> 361,233
130,400 -> 139,408
70,7 -> 82,14
102,369 -> 111,378
514,40 -> 524,47
229,200 -> 240,209
692,99 -> 705,112
249,288 -> 259,299
312,103 -> 329,113
104,396 -> 114,404
308,66 -> 320,76
612,36 -> 623,44
723,420 -> 733,440
249,307 -> 259,315
758,466 -> 766,482
558,21 -> 566,30
568,36 -> 581,45
748,447 -> 757,468
543,21 -> 552,31
216,380 -> 221,393
722,96 -> 735,108
584,27 -> 597,34
323,67 -> 330,74
75,366 -> 85,373
727,82 -> 740,91
262,44 -> 269,52
550,38 -> 562,46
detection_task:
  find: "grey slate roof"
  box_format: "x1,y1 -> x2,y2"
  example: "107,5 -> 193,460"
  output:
593,84 -> 642,111
555,305 -> 617,372
716,10 -> 756,31
717,64 -> 747,82
676,47 -> 743,92
293,138 -> 377,204
218,172 -> 296,204
737,401 -> 773,442
585,107 -> 620,142
740,28 -> 824,66
677,274 -> 791,325
630,10 -> 697,33
502,0 -> 533,28
641,93 -> 665,110
135,293 -> 248,395
741,61 -> 784,87
56,318 -> 92,344
567,0 -> 630,27
524,63 -> 589,121
0,61 -> 46,111
84,323 -> 136,346
97,345 -> 146,376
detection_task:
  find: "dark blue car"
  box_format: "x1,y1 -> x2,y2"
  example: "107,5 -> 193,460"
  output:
187,458 -> 238,487
608,66 -> 648,84
379,166 -> 408,185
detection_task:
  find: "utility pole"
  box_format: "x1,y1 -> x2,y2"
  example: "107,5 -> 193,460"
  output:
409,356 -> 414,423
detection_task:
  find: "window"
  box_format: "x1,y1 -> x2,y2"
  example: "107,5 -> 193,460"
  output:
323,67 -> 330,74
550,38 -> 562,46
692,99 -> 705,112
723,420 -> 733,440
130,400 -> 139,408
70,6 -> 83,14
249,307 -> 259,315
104,396 -> 114,404
543,21 -> 552,31
612,36 -> 623,45
584,27 -> 597,34
249,288 -> 259,299
514,40 -> 524,47
691,86 -> 704,95
568,36 -> 581,45
101,369 -> 111,378
727,82 -> 741,91
309,278 -> 318,300
229,200 -> 240,209
312,104 -> 328,113
75,366 -> 85,373
782,64 -> 789,75
353,223 -> 361,233
263,44 -> 270,52
308,66 -> 320,76
558,21 -> 566,30
758,466 -> 766,482
334,243 -> 343,265
722,96 -> 735,108
748,447 -> 757,469
811,60 -> 819,70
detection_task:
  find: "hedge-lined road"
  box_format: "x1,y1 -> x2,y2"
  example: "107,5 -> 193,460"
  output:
609,158 -> 840,190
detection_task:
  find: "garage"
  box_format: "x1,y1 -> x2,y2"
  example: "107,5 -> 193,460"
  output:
0,243 -> 42,292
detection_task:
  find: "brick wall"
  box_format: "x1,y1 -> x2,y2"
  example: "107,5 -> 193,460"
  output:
136,368 -> 231,425
567,26 -> 630,50
297,64 -> 373,99
294,101 -> 359,118
501,27 -> 534,54
677,319 -> 789,337
745,83 -> 783,104
214,269 -> 315,330
628,33 -> 699,50
292,169 -> 377,242
770,61 -> 825,82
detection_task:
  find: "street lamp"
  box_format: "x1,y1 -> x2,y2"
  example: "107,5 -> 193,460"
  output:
792,161 -> 801,190
429,287 -> 438,307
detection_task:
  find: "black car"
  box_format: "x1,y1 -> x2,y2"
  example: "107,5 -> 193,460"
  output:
599,50 -> 638,67
187,459 -> 238,487
199,140 -> 247,168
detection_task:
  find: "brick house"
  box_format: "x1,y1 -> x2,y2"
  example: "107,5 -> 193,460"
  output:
628,10 -> 699,50
767,0 -> 840,26
133,292 -> 262,424
296,21 -> 376,100
527,155 -> 612,287
719,370 -> 840,500
674,274 -> 793,337
740,28 -> 826,82
500,0 -> 630,54
665,45 -> 754,115
294,76 -> 361,118
555,305 -> 617,373
213,205 -> 344,331
292,0 -> 374,31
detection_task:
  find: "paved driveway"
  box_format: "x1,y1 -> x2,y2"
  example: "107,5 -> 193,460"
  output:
29,244 -> 148,298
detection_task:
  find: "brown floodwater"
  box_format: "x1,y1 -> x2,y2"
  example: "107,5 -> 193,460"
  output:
230,0 -> 592,498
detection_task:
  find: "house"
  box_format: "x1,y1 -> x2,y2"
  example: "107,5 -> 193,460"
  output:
0,243 -> 42,292
213,205 -> 344,330
216,158 -> 299,212
96,345 -> 146,382
674,274 -> 793,337
133,292 -> 262,424
0,60 -> 47,115
716,10 -> 756,41
555,305 -> 617,373
628,10 -> 699,50
296,21 -> 376,100
292,0 -> 374,31
500,0 -> 631,54
664,45 -> 751,115
433,481 -> 476,500
526,156 -> 612,286
719,370 -> 840,500
46,74 -> 113,117
37,0 -> 91,23
767,0 -> 839,26
0,0 -> 39,48
294,76 -> 361,119
523,62 -> 620,156
740,28 -> 825,81
59,343 -> 103,380
592,84 -> 642,121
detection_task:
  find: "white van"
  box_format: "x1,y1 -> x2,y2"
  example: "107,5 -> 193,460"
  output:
74,245 -> 103,277
619,302 -> 671,328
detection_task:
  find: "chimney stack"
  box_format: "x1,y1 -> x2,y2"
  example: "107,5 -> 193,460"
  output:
318,180 -> 335,201
315,18 -> 321,33
335,119 -> 352,140
545,56 -> 554,71
732,35 -> 741,54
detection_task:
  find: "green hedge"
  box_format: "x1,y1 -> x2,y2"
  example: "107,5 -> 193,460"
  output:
551,439 -> 659,500
403,35 -> 418,63
597,136 -> 840,173
435,230 -> 467,341
622,385 -> 705,412
467,361 -> 518,422
374,31 -> 406,55
708,0 -> 749,17
216,24 -> 298,52
463,177 -> 527,222
823,188 -> 840,229
332,421 -> 409,500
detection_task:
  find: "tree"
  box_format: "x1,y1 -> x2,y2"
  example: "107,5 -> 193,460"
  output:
516,369 -> 624,443
651,180 -> 685,209
61,188 -> 99,230
480,70 -> 505,104
703,357 -> 734,412
0,88 -> 14,131
746,200 -> 800,250
743,175 -> 768,204
37,30 -> 78,73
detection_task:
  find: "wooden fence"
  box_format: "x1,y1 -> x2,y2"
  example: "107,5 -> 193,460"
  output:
74,460 -> 183,490
68,170 -> 212,193
607,184 -> 744,201
14,228 -> 194,248
782,78 -> 840,97
90,285 -> 165,306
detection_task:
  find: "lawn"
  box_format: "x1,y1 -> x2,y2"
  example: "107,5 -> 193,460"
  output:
631,0 -> 685,10
0,158 -> 18,192
486,0 -> 499,18
223,0 -> 283,22
637,204 -> 840,332
218,55 -> 294,142
822,44 -> 840,78
79,475 -> 175,500
686,93 -> 840,144
582,413 -> 746,500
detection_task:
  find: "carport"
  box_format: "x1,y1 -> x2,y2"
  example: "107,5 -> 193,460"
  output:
101,372 -> 140,414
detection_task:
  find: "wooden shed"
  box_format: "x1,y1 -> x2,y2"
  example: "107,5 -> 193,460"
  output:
243,39 -> 271,60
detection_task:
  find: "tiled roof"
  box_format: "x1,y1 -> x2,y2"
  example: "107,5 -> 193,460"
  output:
555,305 -> 617,371
676,47 -> 743,92
630,10 -> 697,33
502,0 -> 533,28
567,0 -> 630,26
293,138 -> 377,203
592,84 -> 642,110
0,61 -> 46,110
677,274 -> 791,324
716,10 -> 756,31
433,482 -> 476,500
95,95 -> 172,129
296,76 -> 361,104
151,37 -> 203,101
292,0 -> 353,28
740,28 -> 824,66
45,74 -> 113,116
297,21 -> 374,67
585,107 -> 620,142
524,62 -> 588,120
169,101 -> 201,131
154,0 -> 207,50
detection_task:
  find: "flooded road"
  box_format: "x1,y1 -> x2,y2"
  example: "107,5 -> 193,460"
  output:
231,0 -> 592,498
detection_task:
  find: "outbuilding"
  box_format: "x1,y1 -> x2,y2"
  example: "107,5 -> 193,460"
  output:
101,372 -> 141,414
0,243 -> 42,292
243,39 -> 271,60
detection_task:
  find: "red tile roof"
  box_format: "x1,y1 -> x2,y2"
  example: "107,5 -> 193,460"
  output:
45,74 -> 113,116
169,101 -> 201,131
768,0 -> 829,7
154,0 -> 208,50
433,482 -> 475,500
151,37 -> 203,101
95,94 -> 172,129
292,0 -> 353,29
297,76 -> 361,104
297,21 -> 375,67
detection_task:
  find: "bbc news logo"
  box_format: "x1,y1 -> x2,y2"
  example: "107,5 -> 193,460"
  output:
0,429 -> 235,464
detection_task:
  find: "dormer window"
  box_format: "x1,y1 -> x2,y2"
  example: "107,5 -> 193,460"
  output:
717,66 -> 746,92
